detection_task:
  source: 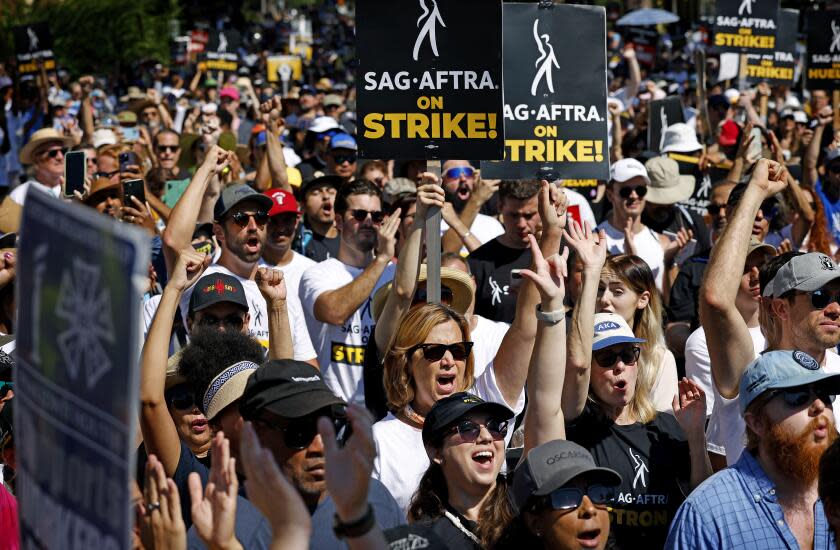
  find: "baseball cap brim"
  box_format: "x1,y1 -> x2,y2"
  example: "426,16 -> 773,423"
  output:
592,335 -> 646,351
218,193 -> 274,221
742,372 -> 840,413
260,389 -> 345,419
530,464 -> 622,498
645,175 -> 695,205
772,270 -> 840,297
422,401 -> 514,445
301,175 -> 343,196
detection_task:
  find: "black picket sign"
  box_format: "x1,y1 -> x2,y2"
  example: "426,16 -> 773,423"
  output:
648,97 -> 687,154
713,0 -> 780,54
745,9 -> 798,86
806,11 -> 840,91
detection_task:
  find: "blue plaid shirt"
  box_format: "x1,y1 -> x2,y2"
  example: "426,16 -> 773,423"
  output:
665,450 -> 836,550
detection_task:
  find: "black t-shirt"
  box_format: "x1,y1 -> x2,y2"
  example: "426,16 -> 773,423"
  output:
468,238 -> 532,323
419,508 -> 482,550
666,249 -> 710,328
642,205 -> 711,256
363,323 -> 389,422
303,222 -> 340,262
566,404 -> 691,550
297,156 -> 326,182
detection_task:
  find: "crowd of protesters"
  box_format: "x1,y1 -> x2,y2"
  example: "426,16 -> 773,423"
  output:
1,2 -> 840,549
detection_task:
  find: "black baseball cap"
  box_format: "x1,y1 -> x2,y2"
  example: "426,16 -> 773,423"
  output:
189,273 -> 249,313
421,392 -> 514,446
509,440 -> 621,514
238,359 -> 345,420
214,183 -> 274,221
300,174 -> 343,198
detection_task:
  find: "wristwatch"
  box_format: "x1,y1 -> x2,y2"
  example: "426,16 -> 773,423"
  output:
535,304 -> 565,325
333,505 -> 376,539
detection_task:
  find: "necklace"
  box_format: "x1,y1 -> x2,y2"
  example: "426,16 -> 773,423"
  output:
443,510 -> 481,545
403,403 -> 425,426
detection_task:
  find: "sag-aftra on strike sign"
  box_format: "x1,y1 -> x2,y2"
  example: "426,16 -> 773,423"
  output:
713,0 -> 779,54
355,0 -> 504,159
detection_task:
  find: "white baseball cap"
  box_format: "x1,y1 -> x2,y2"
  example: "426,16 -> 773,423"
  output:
793,111 -> 809,124
308,116 -> 341,134
92,128 -> 118,149
592,313 -> 646,351
661,123 -> 703,154
610,158 -> 650,184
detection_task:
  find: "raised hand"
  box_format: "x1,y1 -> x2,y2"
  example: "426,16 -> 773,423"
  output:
0,252 -> 15,290
188,432 -> 240,550
375,208 -> 400,261
662,227 -> 694,266
121,196 -> 157,234
168,248 -> 211,292
415,173 -> 445,220
749,158 -> 788,198
817,106 -> 833,127
256,266 -> 287,304
538,180 -> 568,235
318,405 -> 377,523
672,378 -> 707,440
239,422 -> 311,547
260,96 -> 285,135
145,455 -> 187,550
564,219 -> 607,272
202,145 -> 233,175
516,234 -> 568,311
623,217 -> 638,256
472,170 -> 500,205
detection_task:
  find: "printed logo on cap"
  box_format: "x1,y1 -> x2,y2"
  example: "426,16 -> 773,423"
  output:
820,255 -> 835,271
545,450 -> 587,465
291,375 -> 321,383
793,350 -> 819,370
461,394 -> 481,404
595,321 -> 620,333
202,279 -> 238,296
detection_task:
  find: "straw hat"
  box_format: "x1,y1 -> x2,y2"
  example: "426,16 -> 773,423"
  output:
371,264 -> 475,322
83,177 -> 121,205
18,128 -> 73,164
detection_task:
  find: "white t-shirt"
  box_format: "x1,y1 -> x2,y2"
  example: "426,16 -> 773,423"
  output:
372,365 -> 525,516
299,258 -> 396,404
10,179 -> 61,205
707,348 -> 840,466
470,315 -> 509,378
258,251 -> 316,303
685,325 -> 765,417
179,264 -> 316,361
597,221 -> 665,291
440,213 -> 504,255
561,188 -> 597,230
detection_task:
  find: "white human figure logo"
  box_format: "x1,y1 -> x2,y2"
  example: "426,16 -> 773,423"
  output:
831,21 -> 840,53
488,276 -> 509,306
659,108 -> 669,151
27,27 -> 39,51
412,0 -> 446,62
738,0 -> 754,16
629,448 -> 649,489
530,19 -> 560,97
218,32 -> 228,53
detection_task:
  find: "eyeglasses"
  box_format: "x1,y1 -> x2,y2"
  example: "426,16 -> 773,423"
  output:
349,209 -> 385,223
767,385 -> 835,410
443,166 -> 475,180
166,385 -> 196,411
94,170 -> 119,179
229,211 -> 269,227
618,185 -> 647,199
0,382 -> 12,400
333,153 -> 357,164
157,145 -> 180,153
447,418 -> 509,442
593,346 -> 641,368
255,409 -> 350,450
45,148 -> 67,159
414,285 -> 454,306
803,289 -> 840,310
410,341 -> 473,362
544,484 -> 617,511
707,203 -> 726,216
196,314 -> 246,331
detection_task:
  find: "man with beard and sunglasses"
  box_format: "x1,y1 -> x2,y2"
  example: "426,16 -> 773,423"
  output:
702,159 -> 840,468
300,180 -> 398,405
439,160 -> 504,252
666,350 -> 840,549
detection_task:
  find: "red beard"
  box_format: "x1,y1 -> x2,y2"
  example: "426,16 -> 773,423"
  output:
767,415 -> 837,484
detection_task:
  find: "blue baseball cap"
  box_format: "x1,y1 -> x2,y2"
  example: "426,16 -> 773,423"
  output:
739,350 -> 840,413
329,133 -> 357,151
591,313 -> 645,351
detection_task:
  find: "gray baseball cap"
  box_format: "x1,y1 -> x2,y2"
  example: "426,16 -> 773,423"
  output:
762,253 -> 840,298
214,183 -> 274,221
509,440 -> 621,514
739,350 -> 840,413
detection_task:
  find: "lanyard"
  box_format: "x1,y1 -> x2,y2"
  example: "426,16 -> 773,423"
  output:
443,510 -> 481,546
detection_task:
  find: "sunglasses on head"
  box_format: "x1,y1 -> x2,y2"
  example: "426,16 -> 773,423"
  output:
543,484 -> 617,511
410,341 -> 473,362
618,185 -> 647,199
197,313 -> 246,331
333,153 -> 357,164
165,384 -> 196,411
157,144 -> 180,153
414,285 -> 454,306
767,385 -> 835,409
447,418 -> 509,442
45,147 -> 67,159
349,209 -> 385,223
593,346 -> 641,368
229,211 -> 269,227
443,166 -> 475,180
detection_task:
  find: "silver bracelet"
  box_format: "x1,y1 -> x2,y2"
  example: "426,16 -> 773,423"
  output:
535,304 -> 565,325
462,230 -> 472,238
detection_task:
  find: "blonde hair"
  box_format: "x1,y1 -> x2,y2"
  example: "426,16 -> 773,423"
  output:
383,303 -> 474,412
597,255 -> 660,423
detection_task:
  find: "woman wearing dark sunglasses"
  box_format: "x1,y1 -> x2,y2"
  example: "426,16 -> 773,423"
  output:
409,392 -> 515,549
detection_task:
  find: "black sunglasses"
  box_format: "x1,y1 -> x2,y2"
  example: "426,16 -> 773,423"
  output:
166,384 -> 196,411
45,147 -> 67,159
256,407 -> 351,450
594,346 -> 641,368
618,185 -> 647,199
414,286 -> 454,305
94,170 -> 119,178
229,211 -> 269,227
349,209 -> 385,224
707,203 -> 726,216
197,313 -> 246,331
333,153 -> 357,164
447,418 -> 509,442
157,144 -> 180,153
410,341 -> 473,362
767,385 -> 835,410
544,484 -> 617,511
801,289 -> 840,310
